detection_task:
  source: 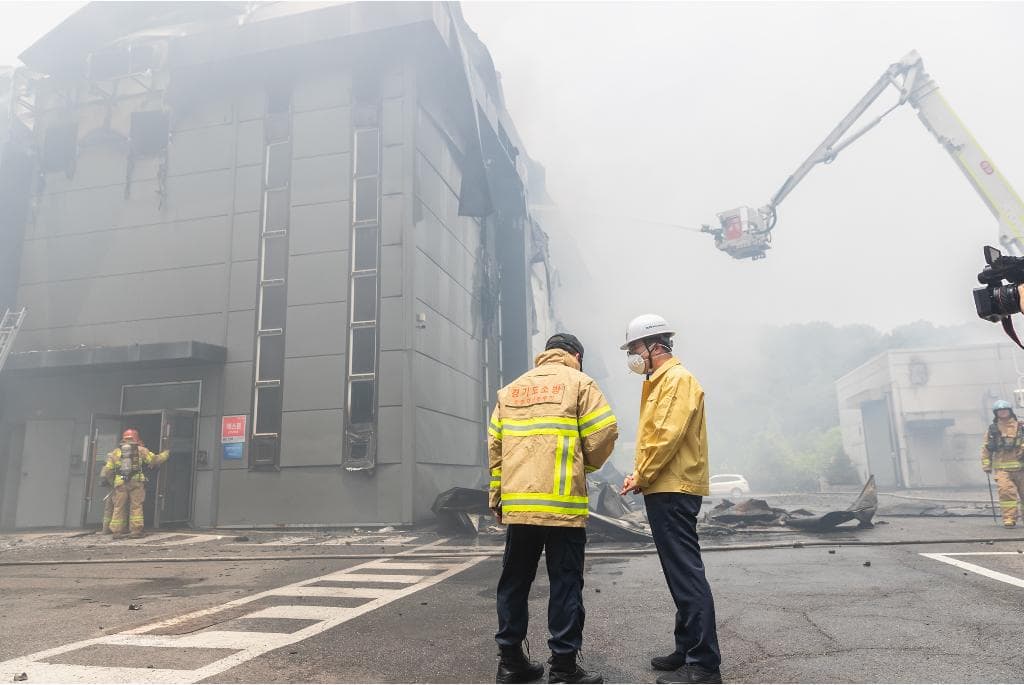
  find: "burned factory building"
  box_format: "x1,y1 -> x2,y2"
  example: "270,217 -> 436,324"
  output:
0,2 -> 562,530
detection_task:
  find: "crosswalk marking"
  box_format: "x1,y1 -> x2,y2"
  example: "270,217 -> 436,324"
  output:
269,585 -> 393,598
0,539 -> 486,683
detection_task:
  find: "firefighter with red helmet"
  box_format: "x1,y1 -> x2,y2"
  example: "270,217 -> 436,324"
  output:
100,429 -> 170,538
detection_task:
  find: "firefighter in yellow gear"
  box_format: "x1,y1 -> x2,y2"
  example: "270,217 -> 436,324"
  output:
100,429 -> 170,537
982,400 -> 1024,528
488,333 -> 618,685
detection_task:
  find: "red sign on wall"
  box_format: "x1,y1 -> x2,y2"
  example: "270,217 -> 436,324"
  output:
221,415 -> 247,444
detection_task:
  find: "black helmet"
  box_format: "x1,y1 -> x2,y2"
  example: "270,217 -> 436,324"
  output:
546,333 -> 584,367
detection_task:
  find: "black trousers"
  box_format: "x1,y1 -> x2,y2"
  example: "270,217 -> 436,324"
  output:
495,524 -> 587,655
645,492 -> 722,670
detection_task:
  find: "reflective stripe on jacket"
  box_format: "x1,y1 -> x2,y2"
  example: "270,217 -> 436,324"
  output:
982,417 -> 1024,471
101,446 -> 170,486
488,348 -> 619,527
632,357 -> 710,496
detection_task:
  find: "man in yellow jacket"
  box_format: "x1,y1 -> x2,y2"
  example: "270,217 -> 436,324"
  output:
100,429 -> 170,538
489,333 -> 618,684
619,315 -> 722,685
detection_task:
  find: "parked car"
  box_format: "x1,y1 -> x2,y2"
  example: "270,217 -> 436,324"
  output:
709,474 -> 751,498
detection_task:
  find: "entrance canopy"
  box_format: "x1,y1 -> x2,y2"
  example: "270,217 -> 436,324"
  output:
6,340 -> 226,372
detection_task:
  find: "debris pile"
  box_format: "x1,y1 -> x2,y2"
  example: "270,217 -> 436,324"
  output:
707,476 -> 877,532
431,476 -> 878,540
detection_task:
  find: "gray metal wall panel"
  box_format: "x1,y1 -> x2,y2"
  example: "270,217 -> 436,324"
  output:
292,107 -> 351,159
15,419 -> 76,528
169,125 -> 235,176
237,89 -> 266,122
232,212 -> 260,262
414,252 -> 473,334
382,98 -> 404,147
381,195 -> 404,246
226,309 -> 256,362
31,184 -> 163,238
381,145 -> 403,196
287,251 -> 348,306
379,296 -> 405,351
222,361 -> 254,420
216,464 -> 406,526
292,71 -> 351,113
235,120 -> 265,167
413,409 -> 481,466
233,165 -> 264,213
63,148 -> 127,190
279,409 -> 343,467
18,264 -> 226,330
19,217 -> 229,285
290,201 -> 350,255
378,350 -> 403,407
413,354 -> 480,423
229,260 -> 258,311
285,302 -> 348,358
380,245 -> 402,298
377,406 -> 402,465
415,210 -> 475,292
282,355 -> 345,411
291,154 -> 351,206
412,298 -> 479,380
176,95 -> 233,130
192,469 -> 215,527
163,169 -> 234,221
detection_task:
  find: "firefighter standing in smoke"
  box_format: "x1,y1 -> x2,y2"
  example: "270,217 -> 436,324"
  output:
101,429 -> 170,537
488,333 -> 618,684
982,400 -> 1024,528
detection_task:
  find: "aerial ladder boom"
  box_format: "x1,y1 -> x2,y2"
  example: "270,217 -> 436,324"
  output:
706,50 -> 1024,260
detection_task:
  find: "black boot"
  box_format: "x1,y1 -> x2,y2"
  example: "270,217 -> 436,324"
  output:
496,644 -> 544,684
656,665 -> 723,684
547,653 -> 602,684
651,653 -> 686,671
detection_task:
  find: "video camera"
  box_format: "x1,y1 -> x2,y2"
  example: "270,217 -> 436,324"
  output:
974,246 -> 1024,347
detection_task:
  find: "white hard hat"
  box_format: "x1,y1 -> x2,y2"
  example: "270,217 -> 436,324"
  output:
621,314 -> 676,350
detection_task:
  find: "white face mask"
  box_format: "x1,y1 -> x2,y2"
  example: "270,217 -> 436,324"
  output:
627,352 -> 648,375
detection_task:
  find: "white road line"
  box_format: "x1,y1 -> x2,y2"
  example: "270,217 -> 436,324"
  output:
0,538 -> 485,683
315,572 -> 422,584
245,605 -> 360,621
268,585 -> 394,599
362,561 -> 451,571
920,552 -> 1024,589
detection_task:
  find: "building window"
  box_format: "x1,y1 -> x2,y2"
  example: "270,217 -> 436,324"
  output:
250,85 -> 292,470
344,122 -> 381,471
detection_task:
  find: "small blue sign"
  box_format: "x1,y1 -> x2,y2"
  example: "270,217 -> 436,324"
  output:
222,442 -> 244,460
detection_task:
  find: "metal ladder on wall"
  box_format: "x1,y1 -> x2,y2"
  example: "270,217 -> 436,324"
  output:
0,307 -> 26,374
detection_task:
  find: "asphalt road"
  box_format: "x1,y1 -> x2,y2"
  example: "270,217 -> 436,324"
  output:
1,520 -> 1023,683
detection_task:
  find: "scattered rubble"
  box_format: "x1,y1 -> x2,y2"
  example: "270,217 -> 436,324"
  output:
707,477 -> 878,532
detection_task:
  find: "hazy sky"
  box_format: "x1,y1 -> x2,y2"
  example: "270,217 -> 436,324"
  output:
3,1 -> 1022,341
460,1 -> 1024,339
